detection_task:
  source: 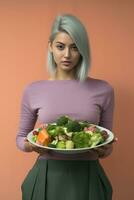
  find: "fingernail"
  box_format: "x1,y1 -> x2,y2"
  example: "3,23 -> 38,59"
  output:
114,137 -> 118,142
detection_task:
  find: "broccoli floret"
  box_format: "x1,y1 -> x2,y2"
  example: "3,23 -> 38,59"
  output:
56,115 -> 70,126
65,140 -> 74,149
72,131 -> 91,148
66,120 -> 82,132
46,124 -> 57,137
56,141 -> 66,149
79,121 -> 90,130
46,125 -> 65,137
57,126 -> 66,134
90,133 -> 104,147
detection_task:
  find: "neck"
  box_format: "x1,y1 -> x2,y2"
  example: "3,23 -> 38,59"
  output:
50,69 -> 76,80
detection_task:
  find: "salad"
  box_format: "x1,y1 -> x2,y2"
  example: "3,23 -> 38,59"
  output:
31,115 -> 109,149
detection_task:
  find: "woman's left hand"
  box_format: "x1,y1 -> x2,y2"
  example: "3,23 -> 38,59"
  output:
93,137 -> 118,158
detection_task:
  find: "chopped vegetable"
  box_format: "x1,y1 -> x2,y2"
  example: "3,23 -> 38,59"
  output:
56,115 -> 70,126
36,128 -> 51,146
101,130 -> 109,140
46,125 -> 65,137
79,121 -> 90,129
33,130 -> 39,136
65,120 -> 82,132
90,133 -> 104,147
32,135 -> 38,142
72,131 -> 91,148
48,143 -> 56,148
56,141 -> 66,149
65,140 -> 74,149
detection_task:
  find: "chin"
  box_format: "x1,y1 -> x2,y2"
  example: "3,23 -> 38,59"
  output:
61,65 -> 75,71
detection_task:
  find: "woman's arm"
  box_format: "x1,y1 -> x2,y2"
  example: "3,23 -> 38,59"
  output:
16,86 -> 37,152
96,86 -> 115,158
99,86 -> 115,131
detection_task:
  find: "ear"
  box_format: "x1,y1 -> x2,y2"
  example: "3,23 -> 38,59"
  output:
48,41 -> 53,53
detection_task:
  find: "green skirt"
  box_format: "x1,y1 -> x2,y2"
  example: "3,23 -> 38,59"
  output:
21,159 -> 112,200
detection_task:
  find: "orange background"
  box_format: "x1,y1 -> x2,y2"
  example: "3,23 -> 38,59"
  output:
0,0 -> 134,199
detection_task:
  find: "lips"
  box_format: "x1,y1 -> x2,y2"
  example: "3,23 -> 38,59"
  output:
61,61 -> 72,66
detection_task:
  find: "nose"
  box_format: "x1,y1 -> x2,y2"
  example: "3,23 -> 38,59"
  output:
64,48 -> 71,58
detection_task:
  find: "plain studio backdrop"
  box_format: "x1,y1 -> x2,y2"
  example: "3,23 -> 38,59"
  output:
0,0 -> 134,199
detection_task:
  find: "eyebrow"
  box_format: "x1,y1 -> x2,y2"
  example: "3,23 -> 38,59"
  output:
55,42 -> 76,46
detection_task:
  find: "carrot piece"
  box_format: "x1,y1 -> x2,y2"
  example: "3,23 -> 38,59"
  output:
37,129 -> 50,146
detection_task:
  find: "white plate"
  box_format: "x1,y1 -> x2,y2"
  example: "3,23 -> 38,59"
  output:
27,125 -> 114,154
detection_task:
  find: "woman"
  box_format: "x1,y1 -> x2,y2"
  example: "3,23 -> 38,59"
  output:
16,14 -> 115,200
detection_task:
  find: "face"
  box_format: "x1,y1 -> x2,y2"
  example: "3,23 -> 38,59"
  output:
49,32 -> 81,72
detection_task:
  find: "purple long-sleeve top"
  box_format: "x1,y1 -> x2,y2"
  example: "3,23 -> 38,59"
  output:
16,77 -> 114,160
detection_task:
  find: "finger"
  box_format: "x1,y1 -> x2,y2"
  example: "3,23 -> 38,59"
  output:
33,146 -> 49,154
24,137 -> 28,142
109,137 -> 118,144
94,143 -> 112,151
30,143 -> 37,147
114,137 -> 118,142
93,148 -> 105,157
93,147 -> 104,153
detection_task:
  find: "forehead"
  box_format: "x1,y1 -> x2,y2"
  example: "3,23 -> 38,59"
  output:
53,32 -> 75,44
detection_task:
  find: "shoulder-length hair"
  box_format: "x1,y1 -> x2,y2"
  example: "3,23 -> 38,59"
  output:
47,14 -> 91,81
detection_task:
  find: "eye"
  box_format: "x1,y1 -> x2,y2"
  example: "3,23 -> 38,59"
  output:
56,44 -> 64,50
71,46 -> 78,51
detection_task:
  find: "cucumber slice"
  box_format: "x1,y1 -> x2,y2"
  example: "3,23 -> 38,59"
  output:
47,143 -> 56,148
